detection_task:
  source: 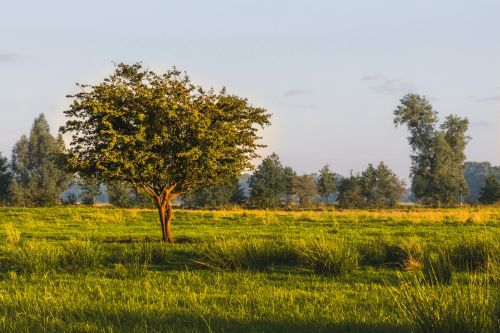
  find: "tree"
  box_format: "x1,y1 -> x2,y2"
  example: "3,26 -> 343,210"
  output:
182,178 -> 242,208
248,153 -> 286,208
394,94 -> 469,206
360,162 -> 405,208
10,114 -> 71,206
0,153 -> 12,204
78,179 -> 102,205
464,162 -> 500,202
316,165 -> 336,206
282,166 -> 297,206
294,174 -> 317,207
337,175 -> 364,209
107,181 -> 134,207
478,175 -> 500,204
60,63 -> 270,242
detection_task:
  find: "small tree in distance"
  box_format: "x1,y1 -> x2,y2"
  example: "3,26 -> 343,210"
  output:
60,63 -> 270,242
317,165 -> 336,206
478,175 -> 500,204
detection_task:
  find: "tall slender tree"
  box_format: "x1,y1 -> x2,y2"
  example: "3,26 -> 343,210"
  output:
0,153 -> 12,204
9,114 -> 71,206
394,94 -> 469,206
316,165 -> 336,206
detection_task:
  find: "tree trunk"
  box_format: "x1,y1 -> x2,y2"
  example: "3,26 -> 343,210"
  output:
155,197 -> 174,243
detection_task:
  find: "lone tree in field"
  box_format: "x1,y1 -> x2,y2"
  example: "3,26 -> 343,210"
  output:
60,63 -> 270,242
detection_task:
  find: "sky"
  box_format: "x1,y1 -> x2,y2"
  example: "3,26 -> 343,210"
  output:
1,0 -> 499,181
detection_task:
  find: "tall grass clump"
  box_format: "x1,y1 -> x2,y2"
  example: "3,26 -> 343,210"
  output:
391,274 -> 498,333
195,238 -> 298,270
59,240 -> 102,272
360,237 -> 423,270
423,250 -> 454,285
1,240 -> 101,274
5,223 -> 21,245
450,236 -> 497,272
296,237 -> 359,275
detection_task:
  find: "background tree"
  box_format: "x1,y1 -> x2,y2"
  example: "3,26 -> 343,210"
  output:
294,174 -> 317,207
106,182 -> 134,208
282,166 -> 297,206
478,175 -> 500,204
0,153 -> 12,204
79,179 -> 102,205
393,94 -> 469,206
60,63 -> 270,242
464,162 -> 500,202
9,114 -> 71,206
182,178 -> 243,208
360,162 -> 405,208
248,153 -> 286,208
316,165 -> 336,206
337,175 -> 364,209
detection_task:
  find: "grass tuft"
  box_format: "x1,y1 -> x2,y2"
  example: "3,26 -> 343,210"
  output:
391,273 -> 498,333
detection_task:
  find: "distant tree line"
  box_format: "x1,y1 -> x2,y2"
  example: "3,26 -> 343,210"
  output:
0,93 -> 499,208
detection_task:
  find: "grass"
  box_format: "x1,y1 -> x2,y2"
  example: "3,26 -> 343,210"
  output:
0,206 -> 498,332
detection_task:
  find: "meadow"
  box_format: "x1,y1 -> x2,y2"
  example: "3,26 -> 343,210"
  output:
0,206 -> 498,332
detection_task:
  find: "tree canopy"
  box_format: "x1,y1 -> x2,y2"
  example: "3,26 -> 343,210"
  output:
60,63 -> 270,242
9,114 -> 71,206
394,94 -> 469,206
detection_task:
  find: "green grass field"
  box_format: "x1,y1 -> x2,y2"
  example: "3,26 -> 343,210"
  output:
0,207 -> 498,332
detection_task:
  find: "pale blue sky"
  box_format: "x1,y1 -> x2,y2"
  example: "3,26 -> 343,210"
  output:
1,0 -> 499,180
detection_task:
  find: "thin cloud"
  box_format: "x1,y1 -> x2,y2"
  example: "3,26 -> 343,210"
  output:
361,75 -> 381,81
470,121 -> 491,127
284,89 -> 312,97
371,79 -> 416,95
475,95 -> 500,103
0,53 -> 17,63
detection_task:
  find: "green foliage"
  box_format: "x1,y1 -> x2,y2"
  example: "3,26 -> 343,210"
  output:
60,63 -> 270,241
9,114 -> 71,206
464,162 -> 500,202
182,178 -> 244,208
249,153 -> 287,208
107,181 -> 134,208
360,162 -> 405,208
394,94 -> 470,207
338,162 -> 404,208
423,250 -> 453,285
478,174 -> 500,204
293,174 -> 318,207
337,174 -> 364,209
79,178 -> 102,205
0,153 -> 11,204
316,164 -> 336,205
